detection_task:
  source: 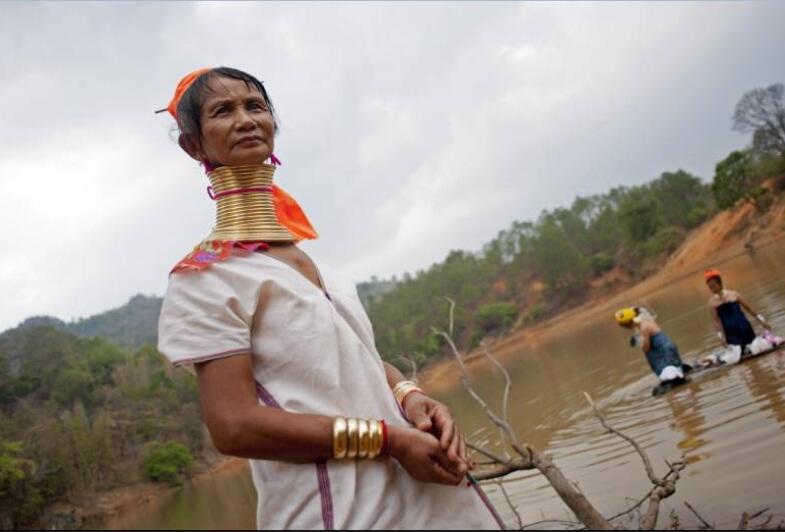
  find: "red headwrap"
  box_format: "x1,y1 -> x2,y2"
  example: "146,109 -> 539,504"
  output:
704,268 -> 722,282
155,67 -> 212,118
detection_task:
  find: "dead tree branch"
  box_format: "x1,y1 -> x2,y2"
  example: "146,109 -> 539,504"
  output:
584,392 -> 658,484
435,297 -> 613,531
684,501 -> 714,530
467,442 -> 509,464
584,392 -> 685,530
496,479 -> 524,530
429,298 -> 778,531
396,353 -> 419,383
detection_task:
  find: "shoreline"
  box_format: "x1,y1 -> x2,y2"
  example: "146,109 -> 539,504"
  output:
76,455 -> 247,529
420,195 -> 785,391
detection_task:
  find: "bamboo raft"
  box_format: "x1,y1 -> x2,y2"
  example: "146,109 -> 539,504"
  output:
652,341 -> 785,396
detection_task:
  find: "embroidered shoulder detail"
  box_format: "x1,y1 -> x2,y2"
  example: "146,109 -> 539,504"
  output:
171,240 -> 272,274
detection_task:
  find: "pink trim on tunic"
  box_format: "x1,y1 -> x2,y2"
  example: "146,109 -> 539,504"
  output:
254,381 -> 335,530
471,480 -> 507,529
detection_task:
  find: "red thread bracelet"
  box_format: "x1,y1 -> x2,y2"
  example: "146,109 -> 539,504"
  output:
380,420 -> 390,455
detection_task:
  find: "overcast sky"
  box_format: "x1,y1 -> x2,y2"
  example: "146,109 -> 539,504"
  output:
1,1 -> 784,330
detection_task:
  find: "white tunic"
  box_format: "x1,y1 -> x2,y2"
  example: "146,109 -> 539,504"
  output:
158,249 -> 500,530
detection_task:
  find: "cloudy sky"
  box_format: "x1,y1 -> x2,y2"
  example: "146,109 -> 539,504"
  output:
1,1 -> 783,330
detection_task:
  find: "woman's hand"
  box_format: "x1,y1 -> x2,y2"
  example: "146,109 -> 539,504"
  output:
402,393 -> 473,471
388,425 -> 467,485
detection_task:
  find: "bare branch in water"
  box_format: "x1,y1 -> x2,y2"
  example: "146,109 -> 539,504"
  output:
583,392 -> 658,485
584,392 -> 685,530
436,299 -> 778,531
396,353 -> 419,383
684,501 -> 714,530
521,519 -> 583,530
471,458 -> 534,481
481,343 -> 513,433
496,479 -> 524,530
741,507 -> 770,530
467,442 -> 510,465
437,297 -> 613,530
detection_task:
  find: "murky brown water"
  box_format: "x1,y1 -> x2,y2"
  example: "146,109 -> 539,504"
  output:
105,241 -> 785,529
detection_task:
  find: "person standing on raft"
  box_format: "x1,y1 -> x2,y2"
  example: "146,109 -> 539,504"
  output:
155,66 -> 501,530
615,307 -> 691,383
704,269 -> 770,351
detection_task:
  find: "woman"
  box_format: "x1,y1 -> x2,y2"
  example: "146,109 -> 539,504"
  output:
704,269 -> 769,351
615,306 -> 690,384
156,67 -> 501,530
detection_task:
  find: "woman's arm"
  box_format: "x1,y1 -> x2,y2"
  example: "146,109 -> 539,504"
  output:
383,361 -> 409,390
196,354 -> 332,461
737,294 -> 769,328
195,355 -> 466,484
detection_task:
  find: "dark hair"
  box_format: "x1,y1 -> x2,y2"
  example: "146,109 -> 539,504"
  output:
176,66 -> 278,141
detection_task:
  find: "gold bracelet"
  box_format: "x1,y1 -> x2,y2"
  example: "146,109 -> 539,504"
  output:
368,419 -> 382,459
357,419 -> 370,458
393,380 -> 424,408
334,417 -> 385,460
346,418 -> 359,459
332,417 -> 348,460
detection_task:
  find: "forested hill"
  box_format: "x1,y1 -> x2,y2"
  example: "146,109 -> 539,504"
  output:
364,165 -> 784,366
363,170 -> 714,363
12,294 -> 162,350
0,280 -> 389,357
0,323 -> 209,529
362,83 -> 785,366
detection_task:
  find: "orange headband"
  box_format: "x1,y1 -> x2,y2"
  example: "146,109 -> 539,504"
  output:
704,268 -> 721,282
156,67 -> 212,119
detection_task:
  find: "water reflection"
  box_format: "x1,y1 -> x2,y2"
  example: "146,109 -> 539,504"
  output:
664,385 -> 709,463
743,352 -> 785,429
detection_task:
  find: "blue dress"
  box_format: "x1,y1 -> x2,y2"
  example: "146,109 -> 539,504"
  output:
716,301 -> 756,347
645,332 -> 685,377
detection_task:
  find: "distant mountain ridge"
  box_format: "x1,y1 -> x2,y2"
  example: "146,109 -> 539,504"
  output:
3,281 -> 395,355
9,294 -> 162,350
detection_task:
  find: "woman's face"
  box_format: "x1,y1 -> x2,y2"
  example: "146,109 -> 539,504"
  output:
194,76 -> 275,167
707,278 -> 723,294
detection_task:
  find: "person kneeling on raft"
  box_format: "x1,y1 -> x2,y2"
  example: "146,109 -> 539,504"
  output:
704,268 -> 770,351
615,307 -> 692,382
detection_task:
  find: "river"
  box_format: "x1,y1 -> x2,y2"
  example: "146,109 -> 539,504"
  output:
104,240 -> 785,529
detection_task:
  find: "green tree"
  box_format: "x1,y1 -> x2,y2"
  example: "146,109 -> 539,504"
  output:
476,303 -> 518,334
51,366 -> 94,406
618,188 -> 664,242
649,170 -> 712,228
733,83 -> 785,157
0,354 -> 11,405
144,442 -> 193,485
0,441 -> 39,528
531,218 -> 587,292
711,150 -> 765,209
